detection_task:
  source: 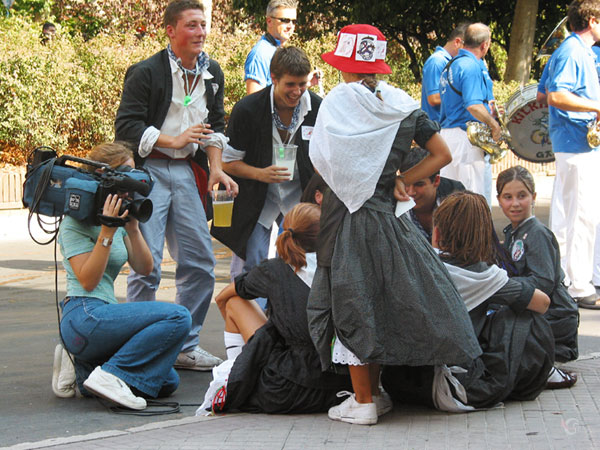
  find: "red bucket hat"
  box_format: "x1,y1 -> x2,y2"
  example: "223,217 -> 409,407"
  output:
322,24 -> 392,74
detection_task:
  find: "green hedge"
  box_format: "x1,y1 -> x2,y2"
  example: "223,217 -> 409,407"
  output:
0,17 -> 527,166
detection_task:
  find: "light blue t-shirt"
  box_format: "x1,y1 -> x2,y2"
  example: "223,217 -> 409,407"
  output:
439,49 -> 493,130
546,33 -> 600,153
244,34 -> 280,88
421,46 -> 452,122
59,216 -> 128,304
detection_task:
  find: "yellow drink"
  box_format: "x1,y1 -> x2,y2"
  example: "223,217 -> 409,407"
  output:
213,200 -> 234,227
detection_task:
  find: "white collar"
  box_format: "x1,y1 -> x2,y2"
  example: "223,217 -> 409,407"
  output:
169,57 -> 213,80
270,86 -> 312,117
293,252 -> 317,288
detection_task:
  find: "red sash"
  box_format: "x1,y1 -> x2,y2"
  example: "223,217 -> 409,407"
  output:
148,150 -> 209,210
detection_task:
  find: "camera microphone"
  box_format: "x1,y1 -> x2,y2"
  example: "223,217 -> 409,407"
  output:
112,174 -> 151,197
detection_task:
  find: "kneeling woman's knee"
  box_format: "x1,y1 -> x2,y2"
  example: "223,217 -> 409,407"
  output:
170,304 -> 192,337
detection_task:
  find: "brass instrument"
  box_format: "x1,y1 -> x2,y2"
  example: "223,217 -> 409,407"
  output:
466,114 -> 512,164
588,120 -> 600,148
536,16 -> 569,61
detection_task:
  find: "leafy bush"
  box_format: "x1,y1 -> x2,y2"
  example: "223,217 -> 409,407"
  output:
0,17 -> 164,164
0,16 -> 527,167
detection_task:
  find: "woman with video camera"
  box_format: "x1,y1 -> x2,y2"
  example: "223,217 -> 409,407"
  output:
52,143 -> 192,410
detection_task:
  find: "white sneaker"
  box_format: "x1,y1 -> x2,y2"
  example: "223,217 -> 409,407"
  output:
83,366 -> 146,410
328,392 -> 377,425
52,344 -> 76,398
174,345 -> 223,371
374,389 -> 393,416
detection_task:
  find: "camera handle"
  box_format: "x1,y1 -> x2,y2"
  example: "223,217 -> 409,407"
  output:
55,154 -> 110,171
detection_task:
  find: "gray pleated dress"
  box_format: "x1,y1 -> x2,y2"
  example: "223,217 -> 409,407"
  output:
307,109 -> 482,370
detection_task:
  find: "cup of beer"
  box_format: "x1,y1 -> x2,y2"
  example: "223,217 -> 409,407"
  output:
272,144 -> 297,179
212,190 -> 234,227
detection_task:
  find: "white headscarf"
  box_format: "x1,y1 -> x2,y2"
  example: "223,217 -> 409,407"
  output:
309,81 -> 419,213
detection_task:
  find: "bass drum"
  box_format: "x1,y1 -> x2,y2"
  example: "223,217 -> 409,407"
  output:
505,83 -> 554,163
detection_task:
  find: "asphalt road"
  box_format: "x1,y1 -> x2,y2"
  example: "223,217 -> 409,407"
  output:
1,175 -> 599,447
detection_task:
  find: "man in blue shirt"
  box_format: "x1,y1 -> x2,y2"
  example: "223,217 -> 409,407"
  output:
546,0 -> 600,308
421,23 -> 469,122
244,0 -> 297,94
438,23 -> 500,201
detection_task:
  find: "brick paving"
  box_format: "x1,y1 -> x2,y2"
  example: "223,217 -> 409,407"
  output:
6,358 -> 599,450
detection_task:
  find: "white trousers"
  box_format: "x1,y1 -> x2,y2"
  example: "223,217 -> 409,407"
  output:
550,151 -> 600,298
440,128 -> 487,202
594,223 -> 600,286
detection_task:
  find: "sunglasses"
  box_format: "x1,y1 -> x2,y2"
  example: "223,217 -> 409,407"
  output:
271,16 -> 297,25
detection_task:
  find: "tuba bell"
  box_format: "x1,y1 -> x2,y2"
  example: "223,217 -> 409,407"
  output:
587,120 -> 600,148
536,16 -> 569,61
466,113 -> 512,164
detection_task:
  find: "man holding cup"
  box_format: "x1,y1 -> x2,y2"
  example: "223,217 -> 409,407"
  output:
212,47 -> 319,290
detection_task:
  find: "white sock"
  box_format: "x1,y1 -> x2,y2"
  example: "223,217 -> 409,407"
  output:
224,331 -> 244,360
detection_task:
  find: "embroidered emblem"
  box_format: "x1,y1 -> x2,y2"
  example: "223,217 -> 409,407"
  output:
511,239 -> 525,261
355,34 -> 377,62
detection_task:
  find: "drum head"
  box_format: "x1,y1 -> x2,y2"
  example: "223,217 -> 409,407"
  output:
506,84 -> 555,163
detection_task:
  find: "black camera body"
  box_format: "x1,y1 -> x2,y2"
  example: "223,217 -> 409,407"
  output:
23,148 -> 154,225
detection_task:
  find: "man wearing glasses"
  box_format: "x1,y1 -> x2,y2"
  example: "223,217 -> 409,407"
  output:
244,0 -> 297,95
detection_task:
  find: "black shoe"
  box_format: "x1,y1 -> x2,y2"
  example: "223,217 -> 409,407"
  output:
575,294 -> 600,310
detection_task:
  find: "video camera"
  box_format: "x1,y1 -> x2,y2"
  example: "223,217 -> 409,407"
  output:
23,147 -> 154,227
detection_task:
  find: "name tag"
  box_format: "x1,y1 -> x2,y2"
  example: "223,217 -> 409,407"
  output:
301,126 -> 314,140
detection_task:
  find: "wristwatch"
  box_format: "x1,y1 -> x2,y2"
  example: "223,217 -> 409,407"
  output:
99,236 -> 113,248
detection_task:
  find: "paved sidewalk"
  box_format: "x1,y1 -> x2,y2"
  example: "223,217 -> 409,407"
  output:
3,174 -> 600,449
6,357 -> 600,450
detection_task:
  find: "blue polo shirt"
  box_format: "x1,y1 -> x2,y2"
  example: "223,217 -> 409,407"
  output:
480,59 -> 494,101
593,45 -> 600,78
439,49 -> 492,130
538,62 -> 550,96
244,34 -> 280,88
546,33 -> 600,153
421,46 -> 452,122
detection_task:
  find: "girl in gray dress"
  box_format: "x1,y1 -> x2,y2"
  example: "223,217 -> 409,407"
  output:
383,192 -> 556,409
307,24 -> 481,425
498,166 -> 578,387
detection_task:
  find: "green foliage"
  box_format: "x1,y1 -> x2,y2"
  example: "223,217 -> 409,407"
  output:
234,0 -> 567,82
0,16 -> 163,163
9,0 -> 52,18
0,15 -> 531,166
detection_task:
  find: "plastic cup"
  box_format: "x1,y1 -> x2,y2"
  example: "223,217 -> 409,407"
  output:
212,190 -> 234,227
273,144 -> 297,180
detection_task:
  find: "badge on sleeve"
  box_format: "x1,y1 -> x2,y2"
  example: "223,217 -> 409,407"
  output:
301,126 -> 314,140
511,240 -> 525,261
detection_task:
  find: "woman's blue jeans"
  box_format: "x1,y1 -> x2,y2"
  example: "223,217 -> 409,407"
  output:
60,297 -> 192,398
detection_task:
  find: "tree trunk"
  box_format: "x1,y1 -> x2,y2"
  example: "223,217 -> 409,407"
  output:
504,0 -> 539,83
202,0 -> 213,33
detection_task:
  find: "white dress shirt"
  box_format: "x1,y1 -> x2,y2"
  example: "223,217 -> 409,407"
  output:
138,57 -> 227,159
222,87 -> 312,228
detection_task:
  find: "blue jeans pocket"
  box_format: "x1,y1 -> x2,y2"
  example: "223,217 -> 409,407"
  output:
60,298 -> 102,357
61,319 -> 90,356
